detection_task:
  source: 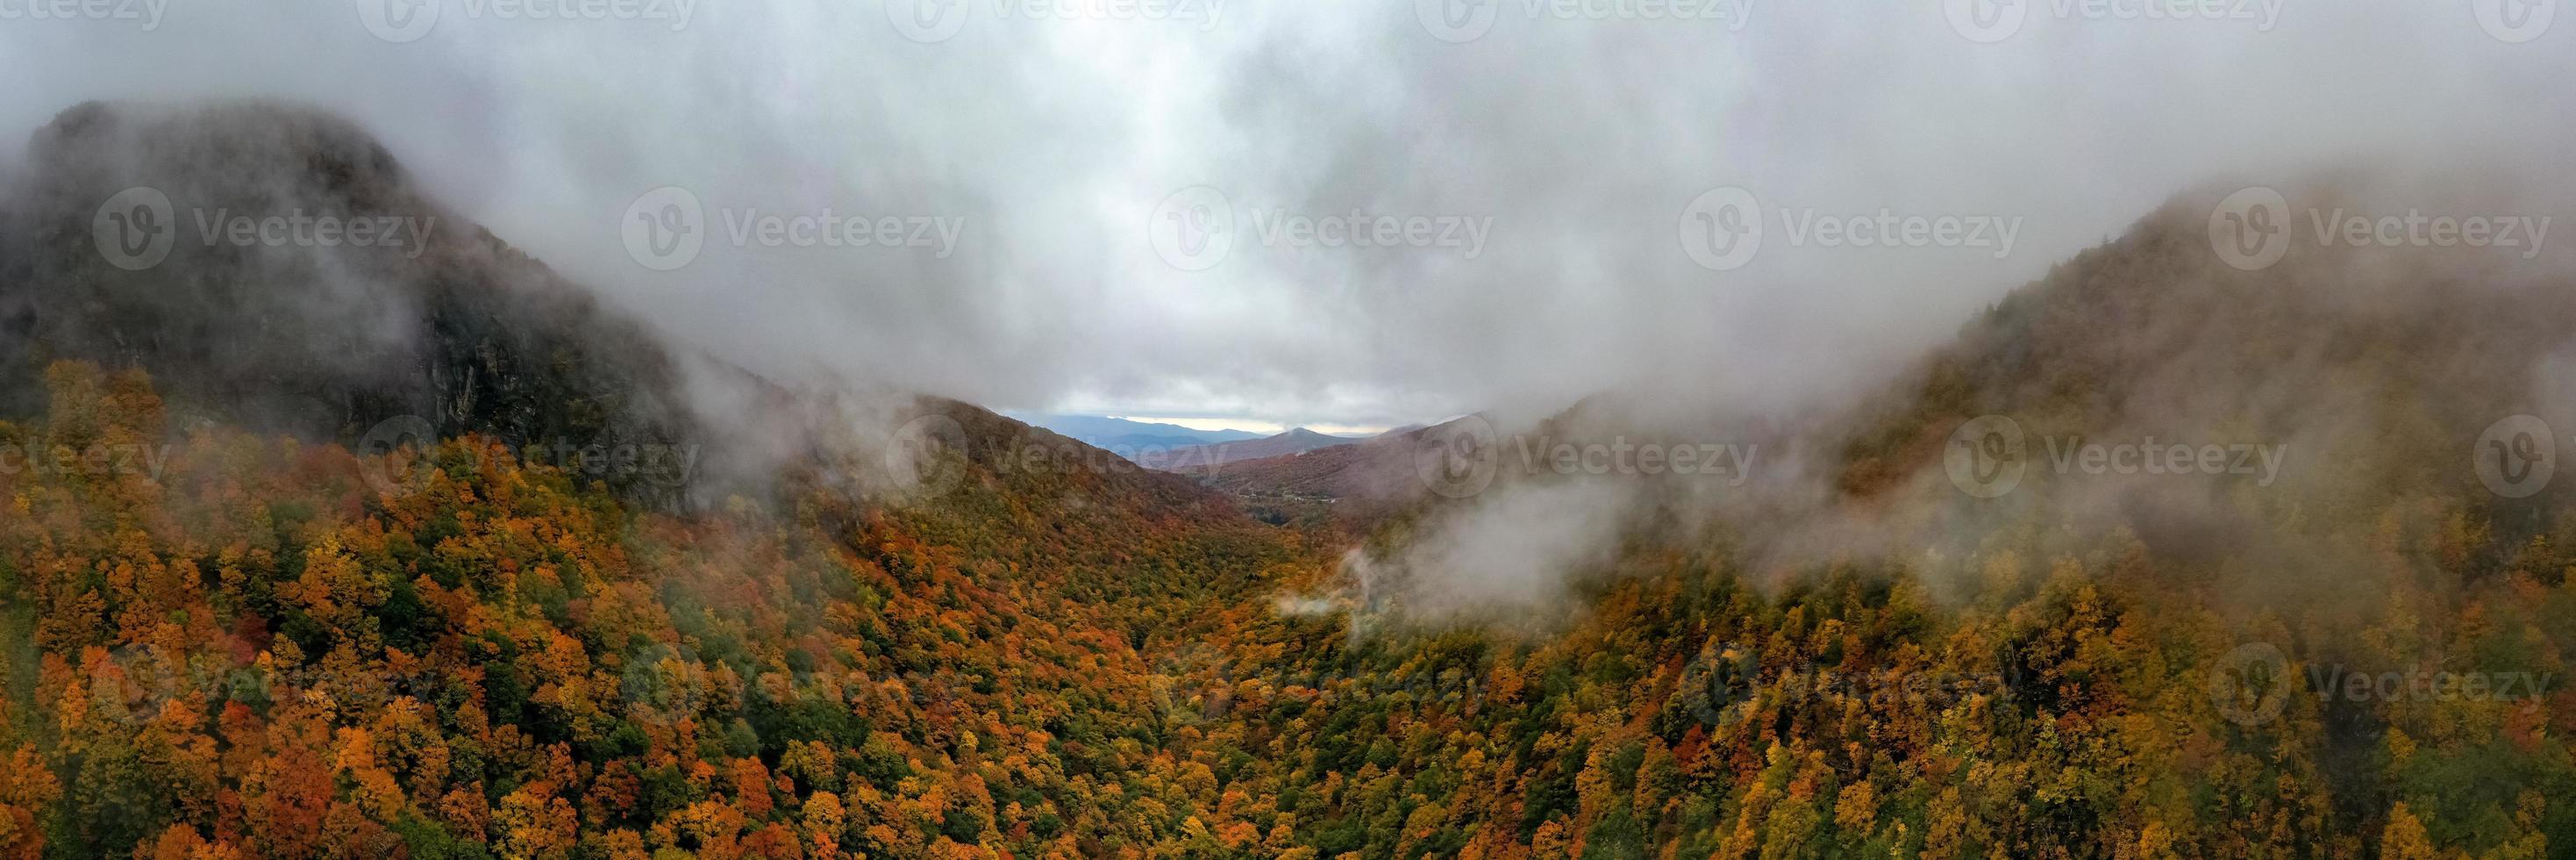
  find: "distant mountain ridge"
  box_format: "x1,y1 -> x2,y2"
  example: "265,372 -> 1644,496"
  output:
1180,415 -> 1488,527
1017,413 -> 1265,451
1018,414 -> 1382,469
1154,426 -> 1368,470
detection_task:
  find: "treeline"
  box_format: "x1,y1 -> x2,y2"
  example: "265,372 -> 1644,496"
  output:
1,352 -> 2569,860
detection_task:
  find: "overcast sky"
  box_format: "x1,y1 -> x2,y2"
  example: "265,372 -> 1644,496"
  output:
0,0 -> 2568,431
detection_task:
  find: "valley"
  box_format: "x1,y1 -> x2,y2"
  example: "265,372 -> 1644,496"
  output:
0,94 -> 2570,860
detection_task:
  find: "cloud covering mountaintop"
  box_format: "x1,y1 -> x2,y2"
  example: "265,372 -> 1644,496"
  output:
0,0 -> 2567,431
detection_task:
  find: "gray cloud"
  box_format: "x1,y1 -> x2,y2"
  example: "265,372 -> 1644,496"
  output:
0,0 -> 2567,432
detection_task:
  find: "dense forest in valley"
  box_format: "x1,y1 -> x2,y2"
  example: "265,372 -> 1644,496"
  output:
1,186 -> 2571,858
12,0 -> 2575,855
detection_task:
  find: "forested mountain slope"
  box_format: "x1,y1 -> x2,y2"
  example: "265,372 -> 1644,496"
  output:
0,362 -> 1325,858
0,100 -> 2568,859
1163,188 -> 2576,858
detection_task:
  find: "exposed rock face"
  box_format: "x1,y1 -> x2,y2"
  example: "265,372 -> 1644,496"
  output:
0,100 -> 703,495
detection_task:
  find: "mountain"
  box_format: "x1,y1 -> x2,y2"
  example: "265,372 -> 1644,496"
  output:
1,102 -> 2571,857
1204,181 -> 2576,856
0,99 -> 1331,859
0,357 -> 1324,858
1152,426 -> 1366,470
0,101 -> 709,504
1011,413 -> 1265,455
1180,415 -> 1488,529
